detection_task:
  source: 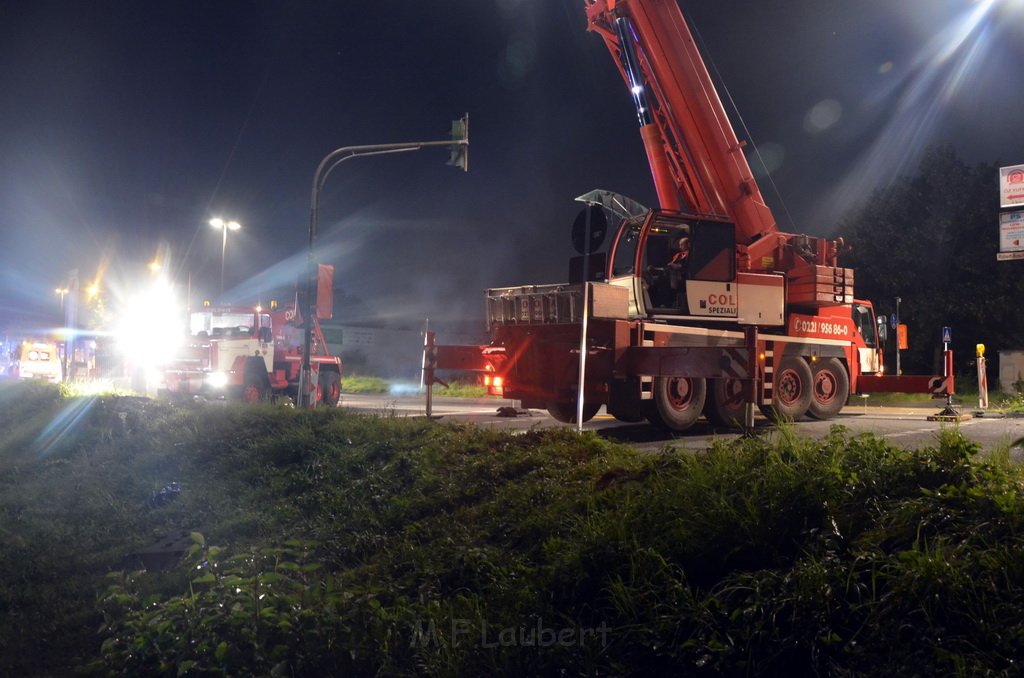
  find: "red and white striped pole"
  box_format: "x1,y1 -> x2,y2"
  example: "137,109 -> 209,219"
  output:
977,344 -> 988,409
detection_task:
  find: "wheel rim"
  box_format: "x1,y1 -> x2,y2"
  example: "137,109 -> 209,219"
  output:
814,367 -> 838,405
666,377 -> 695,411
242,384 -> 262,403
721,378 -> 744,408
777,368 -> 803,406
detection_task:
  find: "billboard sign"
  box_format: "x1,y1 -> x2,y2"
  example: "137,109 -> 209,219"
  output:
1000,164 -> 1024,208
1000,210 -> 1024,254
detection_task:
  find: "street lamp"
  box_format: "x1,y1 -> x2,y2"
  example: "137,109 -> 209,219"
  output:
54,287 -> 69,312
209,217 -> 241,300
54,286 -> 70,377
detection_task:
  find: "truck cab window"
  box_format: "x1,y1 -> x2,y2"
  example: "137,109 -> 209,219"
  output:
640,222 -> 691,310
640,225 -> 682,272
610,222 -> 641,276
852,304 -> 877,348
687,221 -> 735,282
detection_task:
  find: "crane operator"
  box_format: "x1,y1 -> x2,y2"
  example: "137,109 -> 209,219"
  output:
668,236 -> 690,312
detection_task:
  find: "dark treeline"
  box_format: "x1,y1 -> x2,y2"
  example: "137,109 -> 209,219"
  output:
839,144 -> 1024,381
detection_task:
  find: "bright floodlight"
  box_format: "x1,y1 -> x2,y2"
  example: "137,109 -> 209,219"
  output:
209,217 -> 240,231
114,276 -> 184,373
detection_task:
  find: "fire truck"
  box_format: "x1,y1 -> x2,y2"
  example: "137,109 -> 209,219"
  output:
159,270 -> 341,405
425,0 -> 951,430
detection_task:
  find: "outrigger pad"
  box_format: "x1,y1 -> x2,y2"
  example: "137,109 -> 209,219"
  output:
927,404 -> 970,422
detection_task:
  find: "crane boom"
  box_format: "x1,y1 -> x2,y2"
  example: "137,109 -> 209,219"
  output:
585,0 -> 777,245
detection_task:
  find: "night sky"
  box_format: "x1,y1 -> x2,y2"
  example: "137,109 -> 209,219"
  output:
2,0 -> 1022,335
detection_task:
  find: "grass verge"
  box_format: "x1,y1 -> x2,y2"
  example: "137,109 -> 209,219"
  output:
342,374 -> 487,398
433,380 -> 488,398
1,380 -> 1023,675
339,374 -> 390,394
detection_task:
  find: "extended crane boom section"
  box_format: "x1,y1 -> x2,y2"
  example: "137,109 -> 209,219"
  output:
585,0 -> 776,243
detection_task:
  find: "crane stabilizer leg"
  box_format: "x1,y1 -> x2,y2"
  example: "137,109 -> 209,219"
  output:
743,326 -> 758,434
928,349 -> 966,422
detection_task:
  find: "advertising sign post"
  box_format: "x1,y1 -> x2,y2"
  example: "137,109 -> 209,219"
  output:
1000,164 -> 1024,209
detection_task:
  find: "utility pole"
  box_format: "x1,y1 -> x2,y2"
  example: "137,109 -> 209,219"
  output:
895,296 -> 901,376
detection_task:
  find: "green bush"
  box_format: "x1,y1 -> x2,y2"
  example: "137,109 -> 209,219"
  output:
2,381 -> 1024,675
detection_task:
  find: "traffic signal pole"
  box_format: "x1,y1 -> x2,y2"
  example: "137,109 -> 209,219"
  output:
895,296 -> 901,376
298,116 -> 468,408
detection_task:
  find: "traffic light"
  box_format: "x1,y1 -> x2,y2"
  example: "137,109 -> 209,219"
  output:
447,113 -> 469,171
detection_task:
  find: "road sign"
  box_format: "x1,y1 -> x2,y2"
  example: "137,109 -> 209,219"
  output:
942,326 -> 952,344
999,210 -> 1024,253
1000,165 -> 1024,208
890,313 -> 897,330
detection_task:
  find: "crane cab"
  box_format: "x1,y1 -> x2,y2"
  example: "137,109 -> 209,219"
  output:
605,210 -> 785,326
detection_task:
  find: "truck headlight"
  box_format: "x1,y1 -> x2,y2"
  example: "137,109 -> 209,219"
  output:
206,371 -> 228,388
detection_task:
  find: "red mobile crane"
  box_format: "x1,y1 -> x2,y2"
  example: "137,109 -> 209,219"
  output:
427,0 -> 951,430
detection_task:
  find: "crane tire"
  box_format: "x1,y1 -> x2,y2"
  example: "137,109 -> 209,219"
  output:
319,370 -> 341,407
705,377 -> 747,428
643,376 -> 706,432
766,357 -> 812,421
241,372 -> 270,403
808,358 -> 849,420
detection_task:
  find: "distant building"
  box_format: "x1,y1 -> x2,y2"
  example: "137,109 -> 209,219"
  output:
998,350 -> 1024,393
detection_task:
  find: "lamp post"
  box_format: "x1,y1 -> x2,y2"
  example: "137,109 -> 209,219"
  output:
54,287 -> 70,376
209,218 -> 241,301
54,287 -> 69,313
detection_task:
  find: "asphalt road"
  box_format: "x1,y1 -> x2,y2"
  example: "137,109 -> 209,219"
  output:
339,391 -> 1024,459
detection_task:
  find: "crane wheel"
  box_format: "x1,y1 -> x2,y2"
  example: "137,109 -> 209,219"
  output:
643,376 -> 706,431
765,357 -> 812,421
319,370 -> 341,407
705,377 -> 747,428
807,358 -> 849,420
241,372 -> 270,403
